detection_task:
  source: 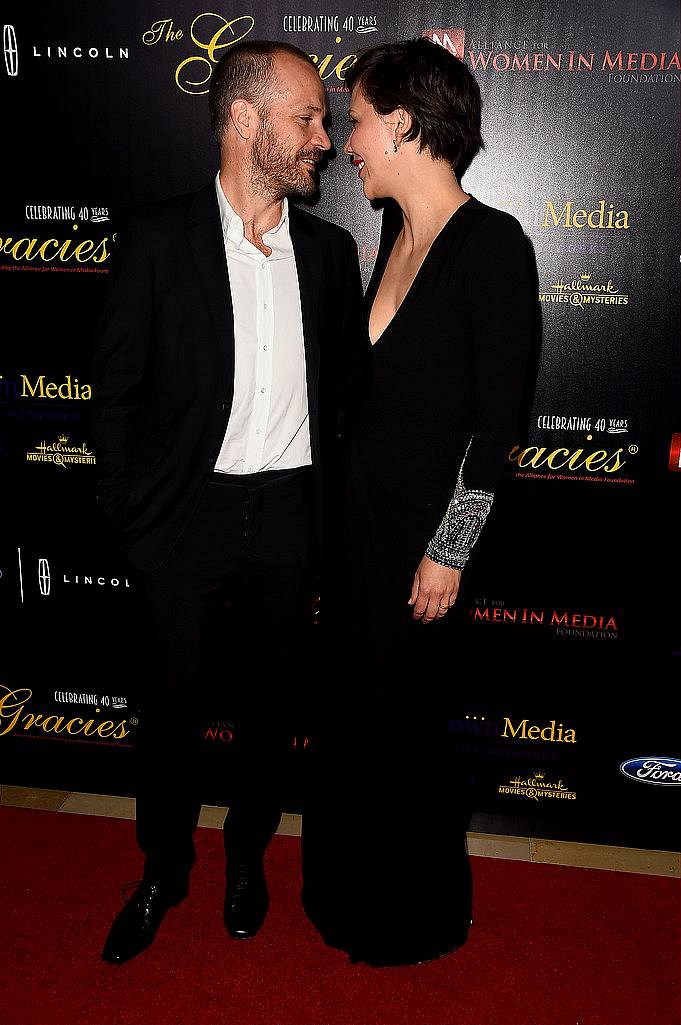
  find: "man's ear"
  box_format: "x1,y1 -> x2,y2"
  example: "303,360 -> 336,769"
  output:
230,98 -> 256,141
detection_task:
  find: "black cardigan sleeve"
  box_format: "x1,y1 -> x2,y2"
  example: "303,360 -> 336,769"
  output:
425,211 -> 533,569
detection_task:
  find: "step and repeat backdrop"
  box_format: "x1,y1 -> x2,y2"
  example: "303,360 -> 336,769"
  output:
1,1 -> 679,848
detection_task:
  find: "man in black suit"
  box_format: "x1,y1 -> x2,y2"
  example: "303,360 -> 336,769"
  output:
92,39 -> 363,965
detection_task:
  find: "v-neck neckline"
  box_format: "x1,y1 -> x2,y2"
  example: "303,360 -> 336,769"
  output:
368,196 -> 475,347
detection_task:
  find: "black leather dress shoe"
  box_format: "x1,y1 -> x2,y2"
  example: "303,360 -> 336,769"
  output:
223,859 -> 269,939
101,879 -> 188,965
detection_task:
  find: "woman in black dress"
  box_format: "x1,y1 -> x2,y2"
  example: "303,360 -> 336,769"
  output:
302,38 -> 533,967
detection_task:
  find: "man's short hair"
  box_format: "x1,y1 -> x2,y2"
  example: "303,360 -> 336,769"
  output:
209,40 -> 317,141
345,38 -> 484,173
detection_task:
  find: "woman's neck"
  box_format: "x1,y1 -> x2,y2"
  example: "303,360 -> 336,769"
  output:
392,163 -> 469,252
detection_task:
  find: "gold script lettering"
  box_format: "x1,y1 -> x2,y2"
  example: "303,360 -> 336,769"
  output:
175,14 -> 255,95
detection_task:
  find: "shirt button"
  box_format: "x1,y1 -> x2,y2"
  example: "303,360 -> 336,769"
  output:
256,429 -> 261,435
260,387 -> 266,394
263,303 -> 268,309
263,345 -> 268,351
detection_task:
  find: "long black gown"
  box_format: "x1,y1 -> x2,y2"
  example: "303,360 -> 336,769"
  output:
301,195 -> 534,966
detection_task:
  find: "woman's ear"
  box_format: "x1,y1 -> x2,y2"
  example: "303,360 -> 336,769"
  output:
394,106 -> 412,145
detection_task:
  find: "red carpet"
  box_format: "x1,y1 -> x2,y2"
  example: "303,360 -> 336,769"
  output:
1,805 -> 678,1025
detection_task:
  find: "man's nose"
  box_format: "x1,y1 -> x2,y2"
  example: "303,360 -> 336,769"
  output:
342,134 -> 352,155
313,125 -> 332,151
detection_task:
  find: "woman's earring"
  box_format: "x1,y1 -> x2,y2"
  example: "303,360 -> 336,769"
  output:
392,138 -> 398,153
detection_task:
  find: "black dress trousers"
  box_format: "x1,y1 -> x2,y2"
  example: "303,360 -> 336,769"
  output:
130,466 -> 315,886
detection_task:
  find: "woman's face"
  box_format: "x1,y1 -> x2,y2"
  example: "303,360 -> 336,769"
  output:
343,86 -> 399,201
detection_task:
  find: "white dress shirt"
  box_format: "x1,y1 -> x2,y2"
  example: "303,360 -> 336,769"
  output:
213,171 -> 311,474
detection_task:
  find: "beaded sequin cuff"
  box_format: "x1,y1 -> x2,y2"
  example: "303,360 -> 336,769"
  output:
425,445 -> 494,570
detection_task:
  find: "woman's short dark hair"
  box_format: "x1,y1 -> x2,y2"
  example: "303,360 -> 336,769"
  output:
209,40 -> 316,141
345,38 -> 483,173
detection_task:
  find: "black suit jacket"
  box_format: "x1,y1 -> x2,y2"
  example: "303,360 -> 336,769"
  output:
91,180 -> 364,573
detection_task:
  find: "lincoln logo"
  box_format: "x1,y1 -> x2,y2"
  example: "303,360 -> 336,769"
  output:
38,558 -> 50,596
3,24 -> 18,76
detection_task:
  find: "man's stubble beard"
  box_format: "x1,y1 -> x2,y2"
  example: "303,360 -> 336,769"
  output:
250,116 -> 320,201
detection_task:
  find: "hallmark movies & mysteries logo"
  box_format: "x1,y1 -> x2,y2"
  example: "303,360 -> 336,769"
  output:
26,435 -> 95,468
540,272 -> 629,307
498,769 -> 577,801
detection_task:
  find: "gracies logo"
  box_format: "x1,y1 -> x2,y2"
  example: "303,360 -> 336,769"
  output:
0,685 -> 133,742
143,13 -> 255,94
143,12 -> 358,94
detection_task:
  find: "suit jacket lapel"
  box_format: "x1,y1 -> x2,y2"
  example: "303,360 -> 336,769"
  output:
186,183 -> 234,387
289,207 -> 322,441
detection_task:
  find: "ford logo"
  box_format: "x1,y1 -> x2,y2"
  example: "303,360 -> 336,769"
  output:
620,757 -> 681,785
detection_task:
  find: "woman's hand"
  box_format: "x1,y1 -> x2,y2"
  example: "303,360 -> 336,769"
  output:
408,556 -> 461,623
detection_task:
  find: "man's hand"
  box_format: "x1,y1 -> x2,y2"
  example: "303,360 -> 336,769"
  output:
408,556 -> 461,623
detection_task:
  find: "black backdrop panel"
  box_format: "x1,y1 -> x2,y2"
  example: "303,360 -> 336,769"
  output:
1,1 -> 679,848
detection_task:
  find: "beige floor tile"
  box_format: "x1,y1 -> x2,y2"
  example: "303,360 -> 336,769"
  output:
197,807 -> 301,834
198,805 -> 227,829
4,787 -> 677,879
466,832 -> 531,862
1,786 -> 70,811
531,838 -> 681,877
59,792 -> 135,819
277,812 -> 302,837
